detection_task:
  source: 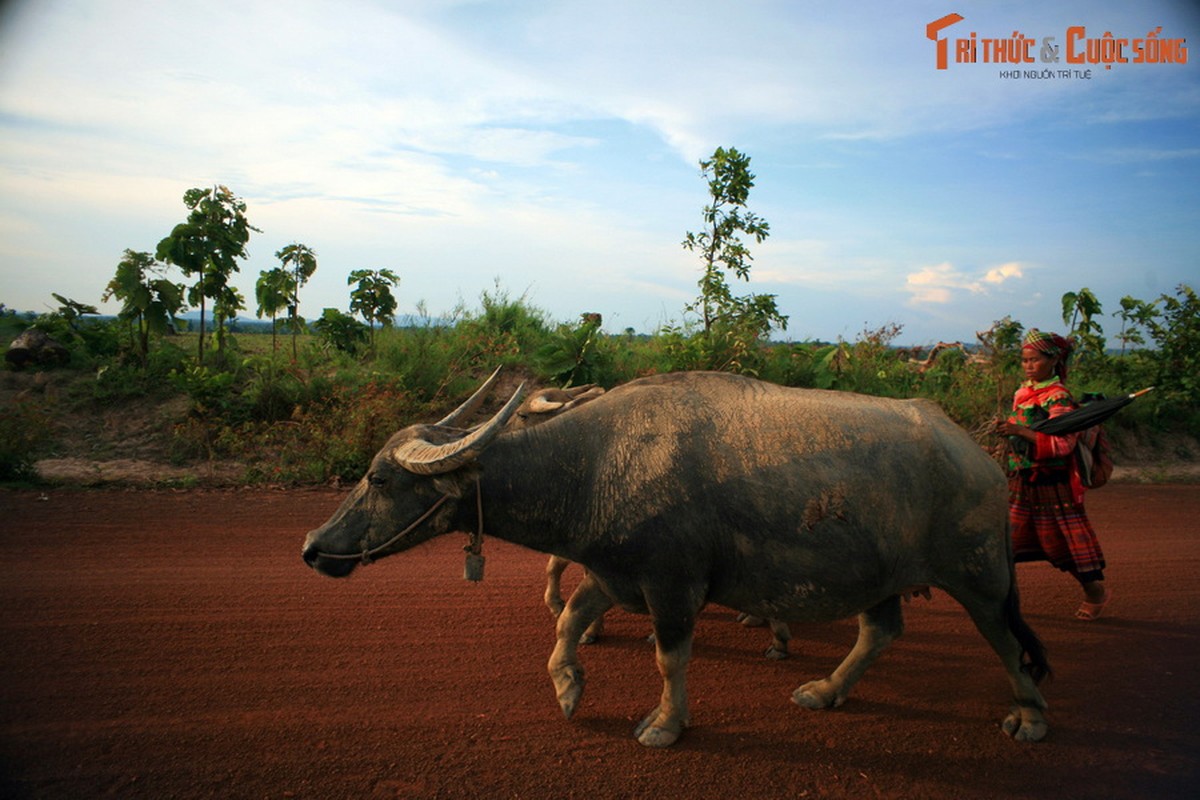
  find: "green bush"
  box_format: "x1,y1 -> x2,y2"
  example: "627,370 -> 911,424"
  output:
373,313 -> 464,402
536,315 -> 615,386
312,308 -> 368,354
0,394 -> 52,481
91,341 -> 191,404
452,284 -> 552,368
250,377 -> 429,483
1149,284 -> 1200,414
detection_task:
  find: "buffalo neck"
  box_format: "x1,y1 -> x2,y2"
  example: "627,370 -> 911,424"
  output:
471,422 -> 595,558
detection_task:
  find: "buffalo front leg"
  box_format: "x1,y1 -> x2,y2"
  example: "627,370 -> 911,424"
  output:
547,574 -> 612,720
793,595 -> 902,709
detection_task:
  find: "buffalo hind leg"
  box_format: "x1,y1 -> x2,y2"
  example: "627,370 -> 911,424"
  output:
547,574 -> 612,720
634,633 -> 693,747
544,555 -> 570,617
545,556 -> 606,644
955,585 -> 1049,742
793,596 -> 902,709
736,613 -> 792,659
634,591 -> 700,747
766,619 -> 792,660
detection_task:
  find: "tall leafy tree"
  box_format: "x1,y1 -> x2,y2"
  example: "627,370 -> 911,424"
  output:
102,249 -> 185,365
680,146 -> 786,372
275,243 -> 318,360
348,268 -> 399,350
683,147 -> 785,332
255,267 -> 294,354
156,185 -> 258,362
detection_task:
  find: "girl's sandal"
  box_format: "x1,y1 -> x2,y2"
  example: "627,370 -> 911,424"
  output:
1075,589 -> 1111,621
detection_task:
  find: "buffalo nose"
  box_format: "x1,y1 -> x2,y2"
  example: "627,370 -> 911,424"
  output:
302,543 -> 319,566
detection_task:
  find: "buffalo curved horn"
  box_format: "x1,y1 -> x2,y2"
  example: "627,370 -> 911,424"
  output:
435,366 -> 504,428
391,381 -> 528,475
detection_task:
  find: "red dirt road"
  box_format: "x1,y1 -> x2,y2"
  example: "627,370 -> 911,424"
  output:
1,484 -> 1197,799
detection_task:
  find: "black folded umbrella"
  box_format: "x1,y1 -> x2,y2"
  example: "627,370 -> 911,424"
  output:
1030,388 -> 1153,436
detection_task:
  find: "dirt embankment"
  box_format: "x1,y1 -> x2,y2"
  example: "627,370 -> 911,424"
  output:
6,368 -> 1197,488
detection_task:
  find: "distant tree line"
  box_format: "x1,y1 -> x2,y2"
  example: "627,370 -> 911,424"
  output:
97,185 -> 402,367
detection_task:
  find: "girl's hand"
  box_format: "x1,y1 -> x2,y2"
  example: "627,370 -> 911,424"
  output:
995,420 -> 1035,441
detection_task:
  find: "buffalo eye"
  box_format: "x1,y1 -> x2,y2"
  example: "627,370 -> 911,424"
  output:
368,472 -> 388,488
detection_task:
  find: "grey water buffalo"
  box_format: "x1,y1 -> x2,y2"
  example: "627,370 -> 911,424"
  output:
302,369 -> 1050,747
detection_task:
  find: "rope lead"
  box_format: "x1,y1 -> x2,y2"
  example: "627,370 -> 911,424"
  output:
464,478 -> 486,582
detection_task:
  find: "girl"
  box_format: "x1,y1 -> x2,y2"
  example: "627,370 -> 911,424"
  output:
996,329 -> 1110,621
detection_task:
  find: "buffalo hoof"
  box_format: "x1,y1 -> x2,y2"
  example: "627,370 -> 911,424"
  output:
634,707 -> 687,748
764,645 -> 789,660
791,679 -> 844,709
1002,707 -> 1048,742
636,725 -> 681,748
551,665 -> 585,719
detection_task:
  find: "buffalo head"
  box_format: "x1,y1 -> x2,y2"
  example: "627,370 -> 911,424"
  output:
302,368 -> 526,577
510,383 -> 605,430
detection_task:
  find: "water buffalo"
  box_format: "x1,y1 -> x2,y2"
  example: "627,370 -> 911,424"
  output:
302,369 -> 1049,747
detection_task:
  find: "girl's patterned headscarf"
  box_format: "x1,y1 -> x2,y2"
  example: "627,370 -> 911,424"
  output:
1022,328 -> 1072,380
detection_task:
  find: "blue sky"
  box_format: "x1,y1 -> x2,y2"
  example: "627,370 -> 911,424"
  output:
1,0 -> 1196,345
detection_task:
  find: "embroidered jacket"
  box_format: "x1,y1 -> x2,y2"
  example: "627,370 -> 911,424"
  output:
1006,378 -> 1080,474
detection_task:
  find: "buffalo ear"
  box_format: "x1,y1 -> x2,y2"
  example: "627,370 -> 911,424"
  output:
432,465 -> 481,498
527,394 -> 566,413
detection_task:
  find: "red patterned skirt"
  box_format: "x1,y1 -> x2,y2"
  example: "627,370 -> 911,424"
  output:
1009,471 -> 1106,582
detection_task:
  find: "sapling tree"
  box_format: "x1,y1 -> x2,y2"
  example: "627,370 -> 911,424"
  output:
103,249 -> 185,365
1062,288 -> 1106,362
348,268 -> 399,350
255,267 -> 293,354
276,243 -> 318,360
156,185 -> 258,362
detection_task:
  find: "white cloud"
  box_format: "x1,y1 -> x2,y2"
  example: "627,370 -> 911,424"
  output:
983,262 -> 1024,284
907,261 -> 1027,305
